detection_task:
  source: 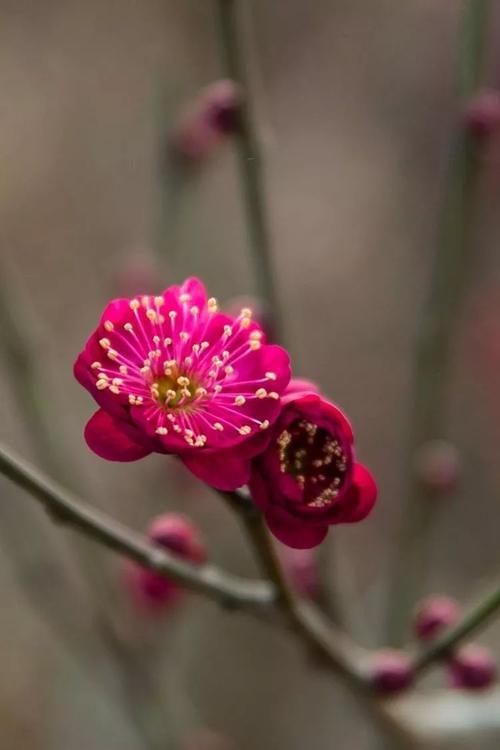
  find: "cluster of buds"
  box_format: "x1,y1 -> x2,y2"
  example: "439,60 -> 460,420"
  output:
414,596 -> 496,691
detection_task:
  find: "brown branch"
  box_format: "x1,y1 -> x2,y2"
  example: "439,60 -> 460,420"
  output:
0,442 -> 274,611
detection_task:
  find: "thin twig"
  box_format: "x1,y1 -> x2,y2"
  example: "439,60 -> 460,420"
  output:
220,491 -> 418,748
215,0 -> 283,340
413,585 -> 500,675
0,442 -> 274,610
385,0 -> 491,645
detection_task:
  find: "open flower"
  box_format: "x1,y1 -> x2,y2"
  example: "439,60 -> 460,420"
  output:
249,382 -> 377,548
74,278 -> 291,490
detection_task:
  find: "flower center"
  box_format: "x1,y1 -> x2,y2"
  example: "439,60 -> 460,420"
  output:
277,419 -> 349,507
151,372 -> 200,410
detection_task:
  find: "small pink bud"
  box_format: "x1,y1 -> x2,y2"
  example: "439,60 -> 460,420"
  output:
172,80 -> 241,162
463,89 -> 500,137
414,440 -> 460,494
448,644 -> 497,690
414,595 -> 460,641
278,545 -> 318,598
125,514 -> 206,613
369,650 -> 414,694
149,513 -> 207,564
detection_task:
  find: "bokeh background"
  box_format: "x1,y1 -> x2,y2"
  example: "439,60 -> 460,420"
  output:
1,1 -> 500,747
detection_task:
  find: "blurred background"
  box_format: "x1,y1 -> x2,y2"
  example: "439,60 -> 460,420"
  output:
1,0 -> 500,747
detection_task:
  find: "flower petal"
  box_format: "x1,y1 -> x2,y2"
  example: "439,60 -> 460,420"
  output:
335,463 -> 377,523
181,450 -> 251,490
84,409 -> 152,462
265,508 -> 328,549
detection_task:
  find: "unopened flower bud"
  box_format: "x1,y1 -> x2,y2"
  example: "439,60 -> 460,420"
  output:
369,650 -> 414,694
125,513 -> 206,613
414,440 -> 460,494
172,80 -> 241,162
278,545 -> 318,598
414,595 -> 460,641
149,513 -> 207,564
463,89 -> 500,138
448,644 -> 497,690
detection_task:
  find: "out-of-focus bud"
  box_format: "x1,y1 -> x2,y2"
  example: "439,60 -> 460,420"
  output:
278,545 -> 318,598
413,595 -> 460,641
414,439 -> 460,494
172,80 -> 241,162
225,295 -> 275,341
180,729 -> 235,750
369,650 -> 414,695
124,513 -> 206,613
112,251 -> 159,298
149,513 -> 207,564
448,644 -> 497,690
463,88 -> 500,138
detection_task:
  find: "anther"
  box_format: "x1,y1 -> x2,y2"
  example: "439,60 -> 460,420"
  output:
99,338 -> 111,349
255,388 -> 267,399
156,426 -> 168,435
234,396 -> 246,406
103,320 -> 114,332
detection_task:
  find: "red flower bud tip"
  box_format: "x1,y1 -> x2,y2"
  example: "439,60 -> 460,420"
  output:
125,514 -> 206,613
369,650 -> 414,695
448,644 -> 497,690
413,595 -> 460,641
463,89 -> 500,138
414,440 -> 460,494
172,80 -> 241,162
278,544 -> 318,598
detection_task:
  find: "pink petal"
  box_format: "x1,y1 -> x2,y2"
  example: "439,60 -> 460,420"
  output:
181,450 -> 251,490
336,463 -> 377,523
84,409 -> 152,462
265,508 -> 328,549
283,378 -> 320,401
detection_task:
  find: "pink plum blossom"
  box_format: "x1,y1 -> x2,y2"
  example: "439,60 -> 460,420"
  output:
75,277 -> 291,490
249,382 -> 377,548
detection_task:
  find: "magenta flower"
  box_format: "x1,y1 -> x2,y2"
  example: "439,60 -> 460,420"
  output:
125,513 -> 206,612
249,382 -> 377,548
74,278 -> 291,490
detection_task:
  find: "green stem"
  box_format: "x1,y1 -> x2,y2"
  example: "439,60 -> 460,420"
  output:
386,0 -> 491,645
414,585 -> 500,674
215,0 -> 283,340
